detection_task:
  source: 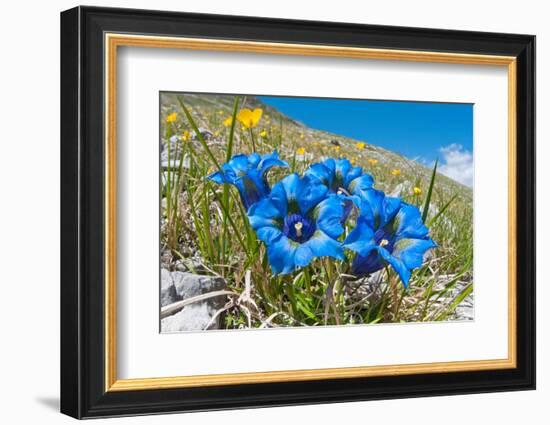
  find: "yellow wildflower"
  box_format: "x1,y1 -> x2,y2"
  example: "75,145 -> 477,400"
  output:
368,158 -> 378,165
356,142 -> 366,149
333,145 -> 341,152
296,147 -> 306,155
181,130 -> 191,141
223,117 -> 233,127
413,187 -> 422,195
237,108 -> 263,128
260,129 -> 268,138
350,158 -> 356,165
166,112 -> 177,123
391,168 -> 401,176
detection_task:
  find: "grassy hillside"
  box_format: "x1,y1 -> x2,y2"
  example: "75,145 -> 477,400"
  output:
160,93 -> 473,328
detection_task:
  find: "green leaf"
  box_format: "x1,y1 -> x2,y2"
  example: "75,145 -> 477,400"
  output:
296,300 -> 317,321
226,97 -> 240,162
422,158 -> 438,223
436,283 -> 473,321
428,193 -> 458,227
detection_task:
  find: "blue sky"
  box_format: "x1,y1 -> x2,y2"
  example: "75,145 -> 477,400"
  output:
259,96 -> 472,162
258,96 -> 474,186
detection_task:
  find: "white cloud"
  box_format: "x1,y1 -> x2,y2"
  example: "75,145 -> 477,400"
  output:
437,144 -> 473,187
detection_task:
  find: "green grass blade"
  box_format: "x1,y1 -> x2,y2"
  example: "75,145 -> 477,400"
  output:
226,97 -> 240,162
209,188 -> 250,257
221,97 -> 240,265
428,193 -> 458,227
422,158 -> 438,223
435,283 -> 473,321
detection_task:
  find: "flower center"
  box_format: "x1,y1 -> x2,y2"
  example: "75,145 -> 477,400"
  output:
283,213 -> 316,243
374,228 -> 394,252
294,222 -> 303,237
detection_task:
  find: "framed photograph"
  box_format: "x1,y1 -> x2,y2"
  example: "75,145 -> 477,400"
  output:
60,6 -> 535,419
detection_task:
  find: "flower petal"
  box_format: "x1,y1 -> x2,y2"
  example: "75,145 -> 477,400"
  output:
343,216 -> 377,256
352,250 -> 384,276
238,175 -> 269,208
394,203 -> 430,239
266,236 -> 298,275
382,196 -> 402,224
247,198 -> 283,229
294,243 -> 315,267
251,108 -> 263,127
334,158 -> 352,181
296,175 -> 329,214
258,151 -> 288,176
348,173 -> 374,196
377,246 -> 411,288
237,109 -> 253,128
335,158 -> 352,186
256,226 -> 283,245
344,166 -> 363,188
247,152 -> 262,168
269,174 -> 296,216
322,158 -> 336,173
227,154 -> 249,175
305,230 -> 344,260
304,162 -> 334,187
392,237 -> 437,271
207,171 -> 226,184
353,188 -> 384,228
312,195 -> 345,238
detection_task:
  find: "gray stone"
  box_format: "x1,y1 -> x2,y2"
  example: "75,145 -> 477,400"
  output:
161,303 -> 219,332
171,272 -> 226,308
160,271 -> 227,331
160,268 -> 181,307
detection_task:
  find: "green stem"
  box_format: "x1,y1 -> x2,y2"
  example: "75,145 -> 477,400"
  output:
304,266 -> 312,295
249,128 -> 256,152
285,279 -> 299,318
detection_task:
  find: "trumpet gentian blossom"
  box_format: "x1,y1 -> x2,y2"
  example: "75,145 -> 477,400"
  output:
344,188 -> 436,288
305,158 -> 374,195
247,174 -> 346,275
207,151 -> 288,209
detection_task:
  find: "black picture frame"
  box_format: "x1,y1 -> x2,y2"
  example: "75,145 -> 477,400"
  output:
60,5 -> 536,419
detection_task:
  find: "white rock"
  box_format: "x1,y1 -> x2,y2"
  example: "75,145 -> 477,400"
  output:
172,272 -> 225,303
161,303 -> 219,332
160,269 -> 180,307
160,271 -> 227,331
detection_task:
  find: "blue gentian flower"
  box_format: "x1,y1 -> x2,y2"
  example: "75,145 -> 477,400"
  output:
305,158 -> 374,195
207,151 -> 288,209
305,157 -> 374,220
344,188 -> 436,288
248,174 -> 346,275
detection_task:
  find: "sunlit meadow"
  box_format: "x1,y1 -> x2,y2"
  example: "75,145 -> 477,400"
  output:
160,93 -> 473,331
